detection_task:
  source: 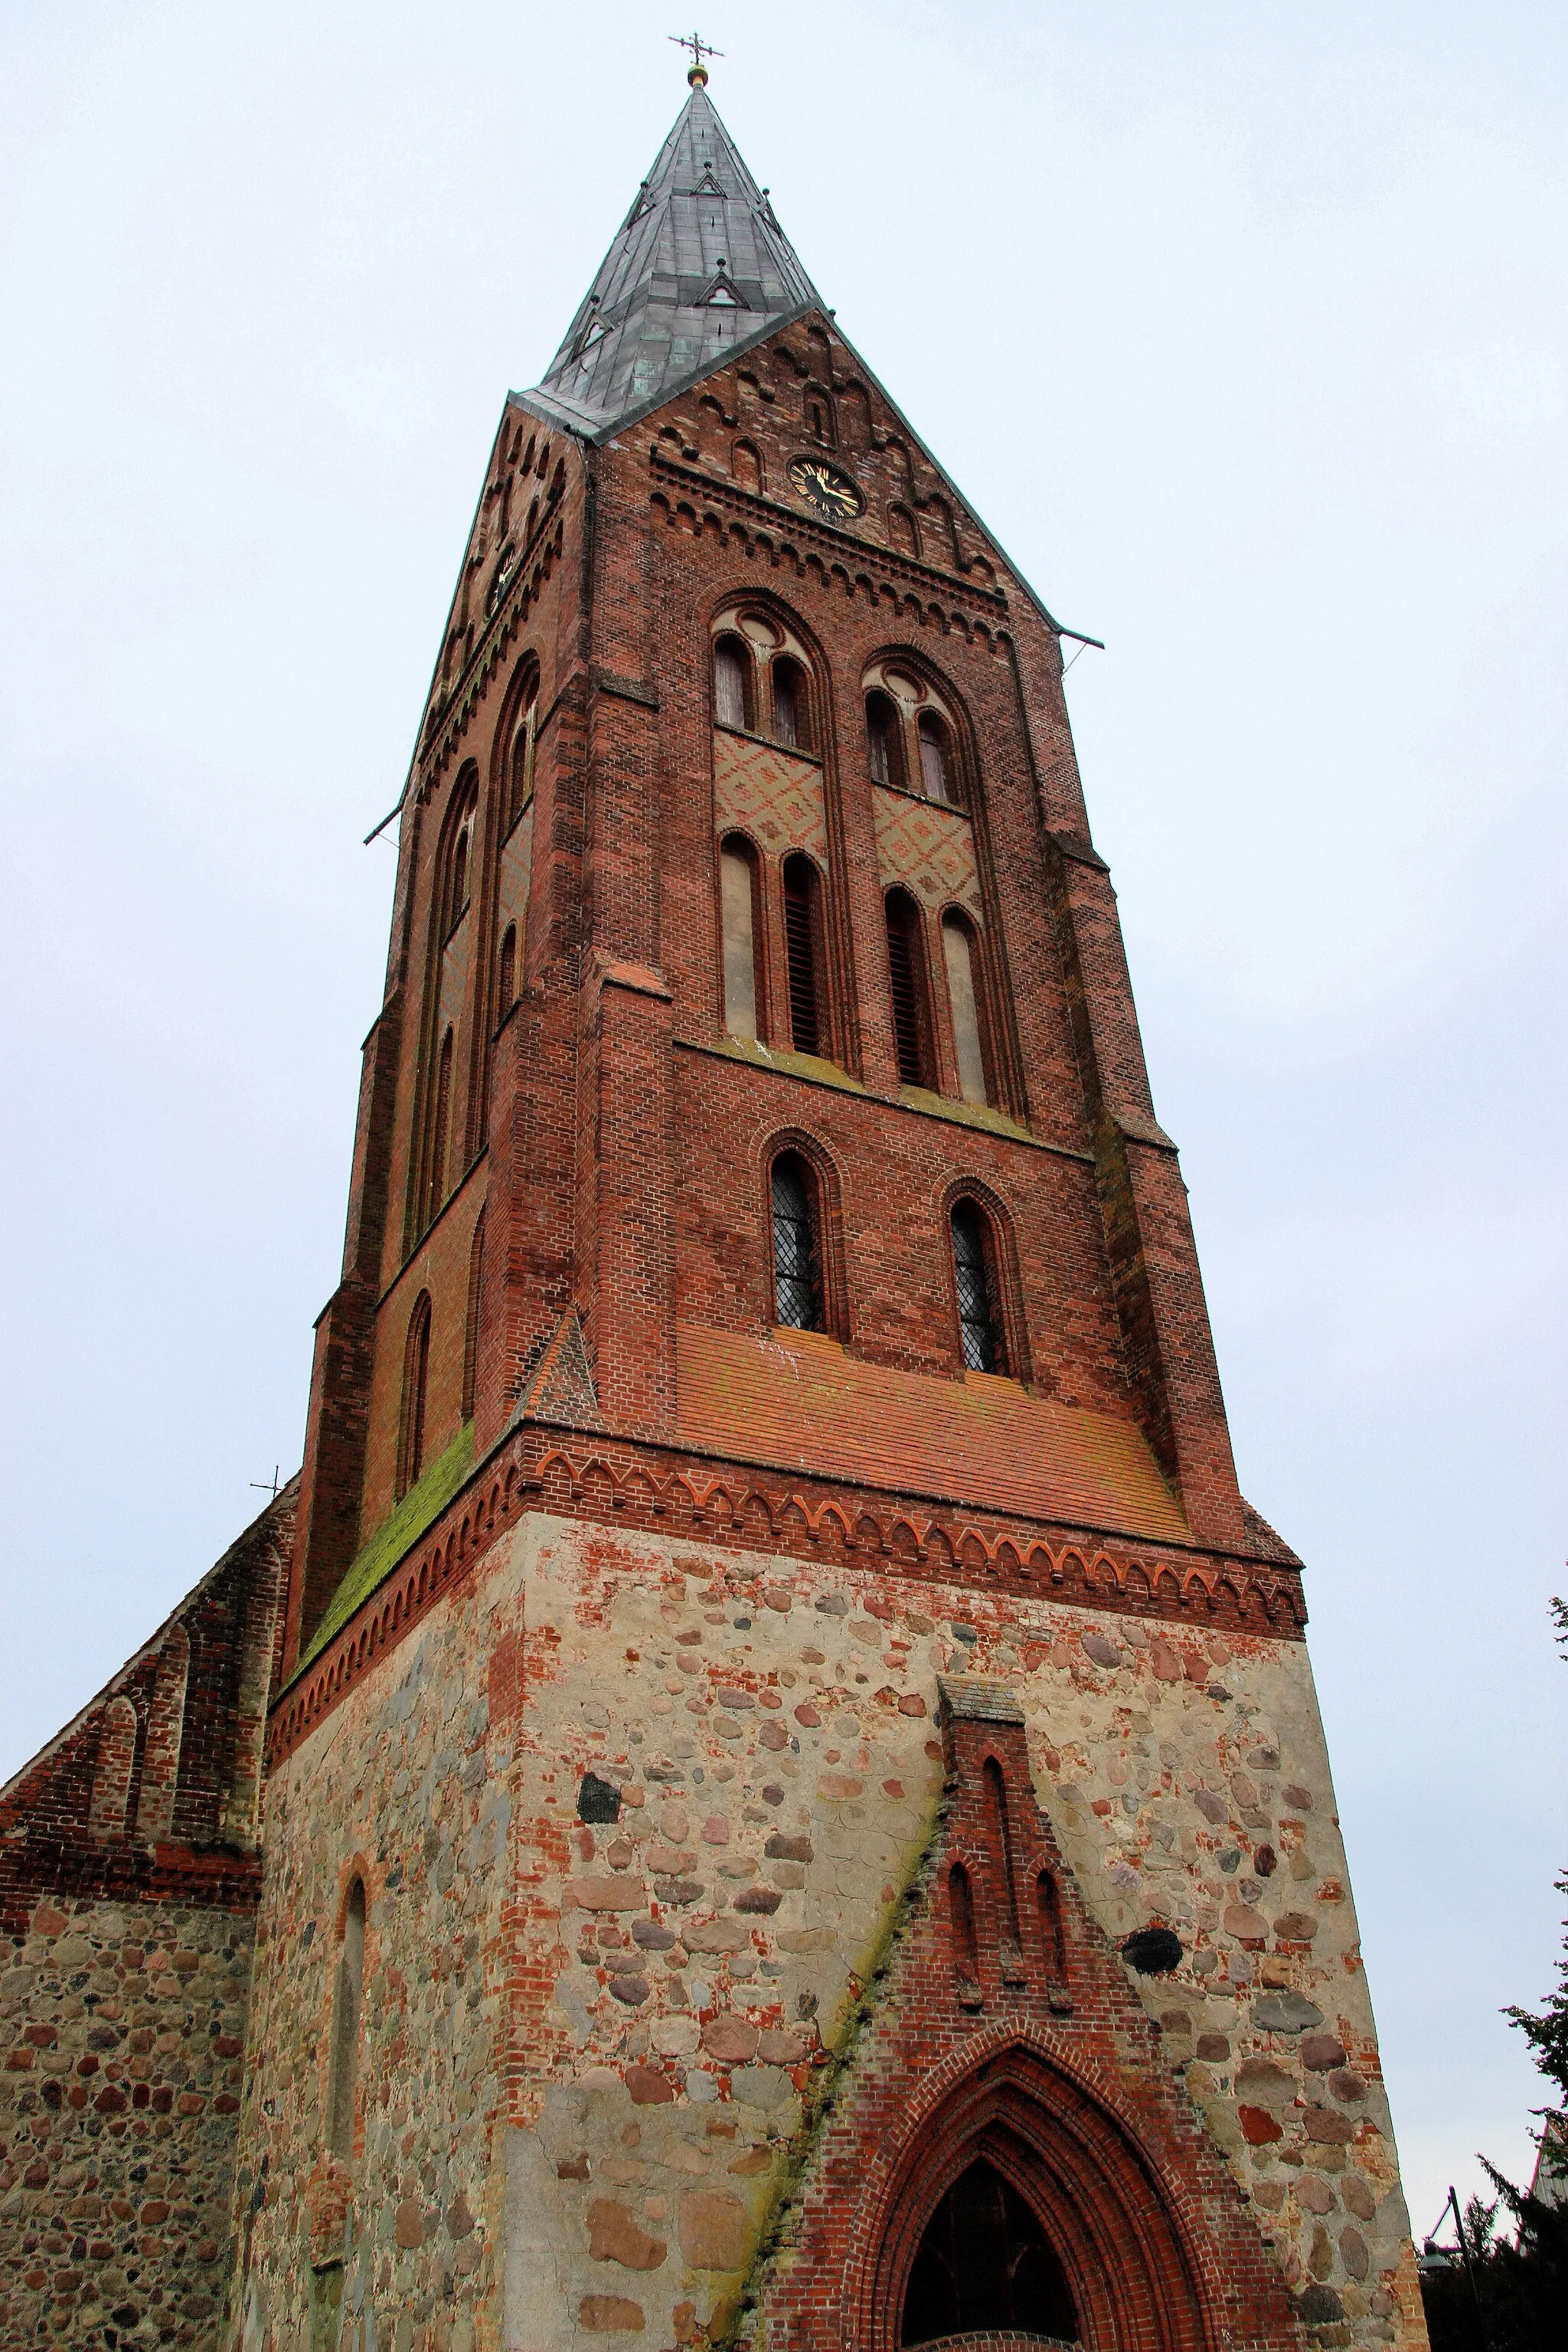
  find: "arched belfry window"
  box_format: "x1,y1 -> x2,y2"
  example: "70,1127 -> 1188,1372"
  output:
719,835 -> 761,1042
861,662 -> 968,810
397,1292 -> 432,1498
714,634 -> 751,731
867,691 -> 903,789
771,656 -> 808,750
902,2160 -> 1080,2347
771,1154 -> 822,1332
782,854 -> 825,1057
425,1027 -> 455,1227
508,685 -> 538,827
952,1200 -> 1004,1374
917,713 -> 952,805
885,890 -> 933,1089
327,1878 -> 366,2162
941,913 -> 991,1107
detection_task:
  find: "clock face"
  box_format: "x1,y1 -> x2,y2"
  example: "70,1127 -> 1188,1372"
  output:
788,456 -> 864,521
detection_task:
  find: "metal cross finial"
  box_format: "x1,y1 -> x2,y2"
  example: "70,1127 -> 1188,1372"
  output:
670,28 -> 722,84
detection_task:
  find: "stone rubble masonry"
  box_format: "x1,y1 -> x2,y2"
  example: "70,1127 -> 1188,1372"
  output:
230,1511 -> 1429,2352
0,1490 -> 292,2347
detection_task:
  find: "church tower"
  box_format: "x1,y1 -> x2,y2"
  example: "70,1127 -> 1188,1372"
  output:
0,63 -> 1429,2352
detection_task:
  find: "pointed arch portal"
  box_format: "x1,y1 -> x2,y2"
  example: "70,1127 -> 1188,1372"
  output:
858,2040 -> 1216,2352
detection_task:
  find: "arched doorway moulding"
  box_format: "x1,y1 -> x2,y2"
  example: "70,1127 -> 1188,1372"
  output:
843,2026 -> 1225,2352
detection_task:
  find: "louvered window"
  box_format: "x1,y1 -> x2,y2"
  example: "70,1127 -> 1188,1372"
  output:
772,1157 -> 822,1331
885,891 -> 931,1087
952,1201 -> 1002,1373
782,856 -> 821,1056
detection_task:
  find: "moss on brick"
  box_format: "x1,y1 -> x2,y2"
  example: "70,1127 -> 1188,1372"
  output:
296,1423 -> 474,1672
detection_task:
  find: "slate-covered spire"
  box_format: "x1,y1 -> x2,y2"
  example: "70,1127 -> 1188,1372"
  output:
521,83 -> 825,442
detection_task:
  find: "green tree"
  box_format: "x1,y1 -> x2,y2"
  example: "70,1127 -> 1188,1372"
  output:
1419,1597 -> 1568,2351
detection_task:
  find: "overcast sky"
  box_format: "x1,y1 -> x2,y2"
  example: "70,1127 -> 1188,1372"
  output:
2,0 -> 1563,2236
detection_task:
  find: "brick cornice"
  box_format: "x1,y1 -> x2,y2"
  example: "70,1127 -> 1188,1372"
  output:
648,448 -> 1011,616
266,1414 -> 1308,1770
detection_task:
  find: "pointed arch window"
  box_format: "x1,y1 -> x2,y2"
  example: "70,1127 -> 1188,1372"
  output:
327,1879 -> 366,2162
917,713 -> 952,805
425,1027 -> 455,1227
771,656 -> 808,750
885,890 -> 933,1088
770,1154 -> 822,1331
719,835 -> 761,1042
782,854 -> 825,1057
952,1200 -> 1004,1374
941,913 -> 991,1106
497,924 -> 518,1027
867,691 -> 904,789
397,1293 -> 432,1499
508,694 -> 537,828
714,634 -> 751,731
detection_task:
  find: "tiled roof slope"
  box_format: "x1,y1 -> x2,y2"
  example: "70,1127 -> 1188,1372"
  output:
675,1326 -> 1191,1546
522,85 -> 825,442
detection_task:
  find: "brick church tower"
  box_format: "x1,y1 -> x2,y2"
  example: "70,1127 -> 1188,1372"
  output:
1,63 -> 1429,2352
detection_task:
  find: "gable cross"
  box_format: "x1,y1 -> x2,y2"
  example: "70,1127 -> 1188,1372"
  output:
670,28 -> 722,83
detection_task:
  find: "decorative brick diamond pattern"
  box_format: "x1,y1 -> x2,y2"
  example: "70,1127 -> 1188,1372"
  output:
714,729 -> 828,858
873,784 -> 983,915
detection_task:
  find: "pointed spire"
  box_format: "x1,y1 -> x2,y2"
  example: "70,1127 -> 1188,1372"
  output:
521,84 -> 825,442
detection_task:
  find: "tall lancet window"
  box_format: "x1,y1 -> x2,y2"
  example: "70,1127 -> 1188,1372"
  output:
771,1155 -> 822,1331
942,914 -> 990,1106
719,837 -> 760,1041
714,635 -> 750,730
327,1879 -> 366,2162
952,1202 -> 1003,1374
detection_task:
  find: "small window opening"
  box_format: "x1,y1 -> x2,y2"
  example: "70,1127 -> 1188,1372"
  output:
867,691 -> 903,789
917,714 -> 952,804
782,854 -> 823,1057
327,1880 -> 366,2162
771,1155 -> 822,1331
498,924 -> 518,1025
714,635 -> 750,731
952,1201 -> 1003,1374
901,2160 -> 1080,2347
720,838 -> 760,1042
809,397 -> 833,445
942,915 -> 990,1107
885,890 -> 932,1088
772,657 -> 806,750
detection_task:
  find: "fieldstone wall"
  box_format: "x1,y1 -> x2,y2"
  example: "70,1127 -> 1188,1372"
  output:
233,1510 -> 1426,2352
0,1896 -> 255,2348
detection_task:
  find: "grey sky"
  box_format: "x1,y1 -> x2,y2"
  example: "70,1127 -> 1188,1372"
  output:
2,0 -> 1563,2236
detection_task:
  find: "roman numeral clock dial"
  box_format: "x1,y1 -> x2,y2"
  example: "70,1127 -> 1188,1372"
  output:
788,456 -> 864,521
